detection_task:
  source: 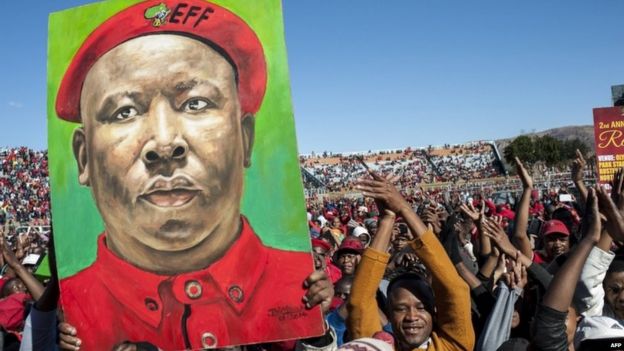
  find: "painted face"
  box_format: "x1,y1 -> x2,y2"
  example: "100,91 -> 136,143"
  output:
604,271 -> 624,320
337,252 -> 361,275
75,35 -> 253,264
544,233 -> 569,259
388,286 -> 433,349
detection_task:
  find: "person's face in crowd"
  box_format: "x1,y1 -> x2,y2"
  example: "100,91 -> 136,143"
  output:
336,252 -> 361,275
74,35 -> 253,265
543,234 -> 569,259
5,279 -> 26,296
331,217 -> 341,229
565,306 -> 580,347
369,224 -> 378,237
388,286 -> 433,349
511,309 -> 520,329
604,271 -> 624,319
528,234 -> 538,251
312,246 -> 328,270
392,224 -> 413,252
334,279 -> 352,300
500,217 -> 510,230
358,233 -> 371,247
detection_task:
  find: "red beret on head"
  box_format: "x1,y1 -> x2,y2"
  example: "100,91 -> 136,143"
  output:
55,0 -> 267,122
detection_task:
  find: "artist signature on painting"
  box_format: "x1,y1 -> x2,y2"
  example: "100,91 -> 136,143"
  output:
268,306 -> 307,321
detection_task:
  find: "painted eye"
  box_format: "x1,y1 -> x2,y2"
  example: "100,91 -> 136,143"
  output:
183,98 -> 213,112
114,107 -> 139,121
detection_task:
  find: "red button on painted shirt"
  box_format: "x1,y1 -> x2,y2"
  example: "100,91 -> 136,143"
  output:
60,216 -> 324,350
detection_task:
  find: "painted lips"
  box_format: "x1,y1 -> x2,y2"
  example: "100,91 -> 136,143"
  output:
140,176 -> 201,207
142,189 -> 198,207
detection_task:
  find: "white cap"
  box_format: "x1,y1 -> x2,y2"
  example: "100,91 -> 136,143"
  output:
352,226 -> 369,237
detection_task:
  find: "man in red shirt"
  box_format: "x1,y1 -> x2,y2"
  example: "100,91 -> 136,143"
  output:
54,1 -> 328,349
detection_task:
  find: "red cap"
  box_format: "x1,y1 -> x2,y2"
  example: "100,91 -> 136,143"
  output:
55,0 -> 267,122
498,208 -> 516,221
541,219 -> 570,236
334,237 -> 364,260
311,238 -> 331,252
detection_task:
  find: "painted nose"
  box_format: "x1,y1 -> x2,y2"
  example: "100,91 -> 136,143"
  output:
141,98 -> 189,165
142,143 -> 188,164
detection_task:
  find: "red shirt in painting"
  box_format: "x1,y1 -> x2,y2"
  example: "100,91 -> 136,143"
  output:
60,217 -> 324,350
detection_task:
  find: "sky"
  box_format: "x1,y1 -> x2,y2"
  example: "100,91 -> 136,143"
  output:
0,0 -> 622,153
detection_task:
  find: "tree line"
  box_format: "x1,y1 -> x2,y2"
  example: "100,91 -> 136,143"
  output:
503,135 -> 590,167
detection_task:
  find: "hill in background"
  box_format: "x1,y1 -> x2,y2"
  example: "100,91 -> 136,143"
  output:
495,125 -> 595,153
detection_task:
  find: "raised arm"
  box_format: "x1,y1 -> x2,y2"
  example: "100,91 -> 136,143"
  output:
570,149 -> 588,204
476,260 -> 527,351
598,167 -> 624,243
460,201 -> 490,258
2,231 -> 44,300
348,174 -> 397,338
357,174 -> 474,350
573,169 -> 624,317
512,157 -> 535,259
532,188 -> 601,351
543,187 -> 601,312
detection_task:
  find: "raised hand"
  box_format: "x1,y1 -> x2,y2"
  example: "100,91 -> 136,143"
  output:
356,172 -> 410,215
493,253 -> 507,285
460,200 -> 483,223
482,218 -> 517,258
611,168 -> 624,211
422,206 -> 442,235
596,183 -> 624,242
1,230 -> 21,270
504,259 -> 528,290
582,187 -> 602,244
570,149 -> 587,184
515,157 -> 533,189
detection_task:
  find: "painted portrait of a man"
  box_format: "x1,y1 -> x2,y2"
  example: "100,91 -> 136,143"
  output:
48,0 -> 325,349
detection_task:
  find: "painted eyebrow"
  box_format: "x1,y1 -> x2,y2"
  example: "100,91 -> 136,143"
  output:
172,79 -> 225,100
98,91 -> 144,117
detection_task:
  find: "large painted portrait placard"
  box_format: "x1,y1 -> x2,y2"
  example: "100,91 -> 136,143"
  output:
48,0 -> 324,349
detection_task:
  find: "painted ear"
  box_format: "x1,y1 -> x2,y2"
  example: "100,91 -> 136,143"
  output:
241,114 -> 255,168
72,127 -> 90,186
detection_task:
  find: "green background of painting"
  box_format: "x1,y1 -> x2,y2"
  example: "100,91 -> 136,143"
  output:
48,0 -> 309,279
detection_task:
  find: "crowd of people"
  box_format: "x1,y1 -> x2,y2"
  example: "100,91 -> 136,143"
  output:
0,144 -> 623,350
302,150 -> 624,350
0,148 -> 50,227
429,142 -> 503,182
301,142 -> 505,193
